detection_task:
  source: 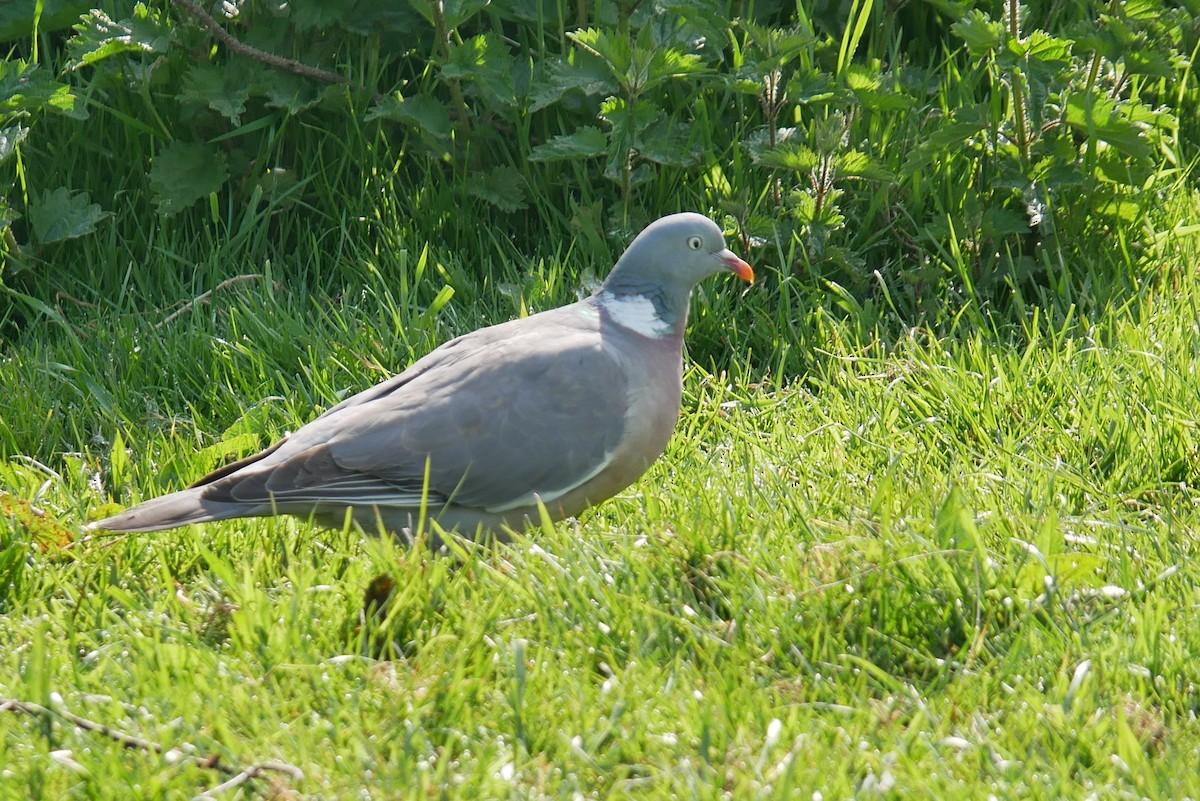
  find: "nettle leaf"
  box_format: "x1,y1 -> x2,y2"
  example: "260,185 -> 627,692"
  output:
786,69 -> 839,104
951,9 -> 1005,57
181,63 -> 252,125
740,21 -> 817,71
444,34 -> 518,110
1016,30 -> 1073,67
640,122 -> 703,167
527,127 -> 607,161
902,107 -> 988,176
67,4 -> 171,70
366,94 -> 452,154
262,71 -> 323,115
466,166 -> 527,212
286,0 -> 344,31
0,60 -> 82,118
29,187 -> 110,244
599,96 -> 661,134
1065,93 -> 1152,161
981,206 -> 1030,238
835,150 -> 894,181
570,28 -> 632,77
149,141 -> 229,217
409,0 -> 489,29
571,26 -> 706,95
529,54 -> 615,112
0,125 -> 29,163
749,140 -> 819,172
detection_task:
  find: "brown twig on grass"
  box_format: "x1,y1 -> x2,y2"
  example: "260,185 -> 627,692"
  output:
156,273 -> 264,329
170,0 -> 349,88
0,696 -> 304,796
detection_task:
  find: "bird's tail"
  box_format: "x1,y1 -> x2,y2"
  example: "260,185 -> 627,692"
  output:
88,488 -> 249,533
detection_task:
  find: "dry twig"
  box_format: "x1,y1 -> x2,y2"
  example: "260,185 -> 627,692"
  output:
156,273 -> 264,329
0,696 -> 304,798
170,0 -> 349,88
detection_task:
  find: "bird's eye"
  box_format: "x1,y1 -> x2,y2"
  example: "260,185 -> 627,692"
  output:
687,236 -> 703,250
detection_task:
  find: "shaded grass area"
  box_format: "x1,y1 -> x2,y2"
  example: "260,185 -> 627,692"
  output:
2,201 -> 1199,796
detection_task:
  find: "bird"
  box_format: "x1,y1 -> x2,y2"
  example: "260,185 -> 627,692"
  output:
90,213 -> 754,543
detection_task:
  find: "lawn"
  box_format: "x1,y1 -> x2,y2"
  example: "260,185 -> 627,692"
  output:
2,0 -> 1200,798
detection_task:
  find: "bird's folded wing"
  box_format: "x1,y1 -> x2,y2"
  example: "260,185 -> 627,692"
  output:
212,313 -> 628,513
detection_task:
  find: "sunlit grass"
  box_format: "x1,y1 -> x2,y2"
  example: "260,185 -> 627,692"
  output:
2,201 -> 1200,795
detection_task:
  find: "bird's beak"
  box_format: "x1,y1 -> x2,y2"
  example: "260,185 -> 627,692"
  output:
719,250 -> 755,283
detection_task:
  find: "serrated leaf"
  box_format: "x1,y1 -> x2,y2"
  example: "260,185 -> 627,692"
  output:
640,122 -> 703,167
286,0 -> 344,31
1065,93 -> 1152,161
444,33 -> 518,110
599,96 -> 660,133
740,21 -> 817,71
0,60 -> 83,118
570,26 -> 706,95
951,9 -> 1005,56
527,127 -> 607,161
786,69 -> 839,104
981,206 -> 1030,238
0,125 -> 29,163
261,71 -> 323,115
66,4 -> 171,70
29,188 -> 109,244
408,0 -> 489,29
529,55 -> 615,111
902,108 -> 988,176
835,150 -> 894,181
366,94 -> 452,155
180,63 -> 252,125
466,166 -> 527,212
1017,30 -> 1073,66
750,141 -> 819,172
149,142 -> 229,217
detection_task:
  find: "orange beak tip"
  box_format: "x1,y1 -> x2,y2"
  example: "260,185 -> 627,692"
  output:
728,256 -> 755,284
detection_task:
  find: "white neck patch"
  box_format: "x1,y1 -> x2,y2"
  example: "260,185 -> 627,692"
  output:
599,291 -> 672,337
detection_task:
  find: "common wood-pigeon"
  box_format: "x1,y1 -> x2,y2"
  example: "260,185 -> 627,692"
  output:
91,213 -> 754,541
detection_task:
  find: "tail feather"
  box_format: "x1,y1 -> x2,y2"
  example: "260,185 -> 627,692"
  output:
90,488 -> 252,533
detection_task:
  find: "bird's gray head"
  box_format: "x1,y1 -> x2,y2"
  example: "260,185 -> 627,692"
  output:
598,213 -> 754,337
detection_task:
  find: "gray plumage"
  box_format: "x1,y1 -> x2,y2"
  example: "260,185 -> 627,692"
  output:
91,213 -> 754,541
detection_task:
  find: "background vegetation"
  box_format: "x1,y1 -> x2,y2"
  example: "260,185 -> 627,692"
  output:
1,0 -> 1199,797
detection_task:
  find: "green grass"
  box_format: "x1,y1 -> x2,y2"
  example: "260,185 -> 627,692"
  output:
2,186 -> 1200,796
3,1 -> 1200,796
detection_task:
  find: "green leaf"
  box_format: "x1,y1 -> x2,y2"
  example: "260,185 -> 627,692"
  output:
750,140 -> 819,172
640,122 -> 703,167
1065,93 -> 1152,162
951,9 -> 1005,57
981,206 -> 1030,238
180,63 -> 252,125
466,166 -> 527,212
444,34 -> 518,111
599,96 -> 660,134
786,69 -> 839,104
902,108 -> 988,176
408,0 -> 489,29
0,60 -> 82,118
570,26 -> 707,96
149,141 -> 230,217
529,55 -> 615,112
527,127 -> 607,161
66,4 -> 171,70
28,188 -> 110,244
365,94 -> 452,154
0,125 -> 29,164
286,0 -> 344,31
740,21 -> 817,71
835,150 -> 894,181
